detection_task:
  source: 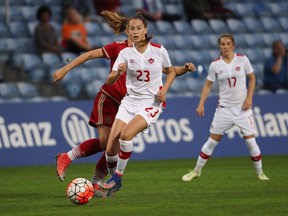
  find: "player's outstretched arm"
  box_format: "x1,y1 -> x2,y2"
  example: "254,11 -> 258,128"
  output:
162,62 -> 196,76
52,48 -> 105,83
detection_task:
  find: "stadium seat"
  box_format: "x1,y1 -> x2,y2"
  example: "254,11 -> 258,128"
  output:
41,52 -> 63,68
0,0 -> 25,6
155,20 -> 176,34
276,89 -> 288,95
278,17 -> 288,32
207,49 -> 220,62
260,17 -> 282,32
21,6 -> 38,22
233,34 -> 248,48
189,35 -> 212,50
25,0 -> 46,5
173,35 -> 195,50
252,3 -> 273,17
0,23 -> 10,38
173,20 -> 193,34
77,67 -> 99,83
121,5 -> 135,16
262,47 -> 271,59
207,34 -> 219,49
242,17 -> 265,33
26,96 -> 50,102
84,22 -> 103,37
22,53 -> 47,81
101,23 -> 114,35
244,48 -> 265,63
27,21 -> 38,36
169,78 -> 189,94
147,22 -> 159,35
253,62 -> 264,87
279,33 -> 288,47
64,81 -> 83,99
0,82 -> 20,99
164,4 -> 183,18
61,52 -> 78,64
191,19 -> 212,34
7,6 -> 24,22
50,95 -> 68,101
85,80 -> 103,98
268,2 -> 288,17
226,19 -> 248,33
16,82 -> 40,98
9,21 -> 30,37
243,33 -> 264,48
208,19 -> 229,34
234,3 -> 255,17
261,33 -> 280,47
153,35 -> 176,49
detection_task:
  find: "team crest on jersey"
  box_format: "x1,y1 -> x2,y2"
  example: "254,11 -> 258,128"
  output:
129,59 -> 135,63
148,58 -> 154,64
236,66 -> 240,71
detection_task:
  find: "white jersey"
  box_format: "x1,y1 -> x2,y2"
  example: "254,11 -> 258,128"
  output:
207,53 -> 254,107
112,42 -> 171,99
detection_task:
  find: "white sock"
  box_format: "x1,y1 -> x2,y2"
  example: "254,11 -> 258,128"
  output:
116,139 -> 133,175
67,149 -> 77,161
105,153 -> 118,175
245,138 -> 263,174
195,137 -> 219,173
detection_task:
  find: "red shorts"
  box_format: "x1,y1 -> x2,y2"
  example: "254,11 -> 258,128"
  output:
89,92 -> 120,128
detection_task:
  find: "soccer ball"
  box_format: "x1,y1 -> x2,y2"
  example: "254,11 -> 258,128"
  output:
66,178 -> 94,205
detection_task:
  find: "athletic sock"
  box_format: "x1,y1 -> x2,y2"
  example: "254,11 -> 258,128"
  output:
106,153 -> 118,175
67,138 -> 103,161
91,152 -> 108,185
245,138 -> 263,174
195,137 -> 219,173
115,139 -> 133,175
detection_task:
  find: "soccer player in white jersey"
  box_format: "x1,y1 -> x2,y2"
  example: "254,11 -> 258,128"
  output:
100,12 -> 176,195
182,34 -> 269,182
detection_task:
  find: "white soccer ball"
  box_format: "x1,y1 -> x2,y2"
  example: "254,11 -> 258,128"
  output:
66,178 -> 94,205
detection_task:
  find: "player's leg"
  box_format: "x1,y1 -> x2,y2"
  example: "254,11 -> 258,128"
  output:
182,107 -> 232,181
238,108 -> 269,180
102,115 -> 147,195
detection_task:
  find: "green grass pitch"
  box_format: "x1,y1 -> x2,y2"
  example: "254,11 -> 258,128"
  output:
0,155 -> 287,216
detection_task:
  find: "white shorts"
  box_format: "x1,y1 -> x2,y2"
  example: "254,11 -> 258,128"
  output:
209,105 -> 256,136
115,95 -> 163,127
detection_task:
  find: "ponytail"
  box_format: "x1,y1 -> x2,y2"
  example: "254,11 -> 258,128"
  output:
100,10 -> 128,35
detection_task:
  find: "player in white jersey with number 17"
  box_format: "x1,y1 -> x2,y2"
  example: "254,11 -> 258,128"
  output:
100,12 -> 176,195
182,34 -> 269,182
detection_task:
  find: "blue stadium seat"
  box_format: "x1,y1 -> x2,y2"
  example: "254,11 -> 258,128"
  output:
191,19 -> 212,34
234,3 -> 255,17
22,53 -> 47,81
7,6 -> 24,22
16,82 -> 40,98
262,48 -> 271,59
25,0 -> 46,5
9,21 -> 30,37
188,50 -> 210,66
242,17 -> 265,33
208,19 -> 229,34
41,53 -> 63,68
260,17 -> 282,32
77,67 -> 99,83
279,33 -> 288,47
207,34 -> 219,49
0,0 -> 25,6
189,35 -> 212,50
252,3 -> 273,18
173,35 -> 194,50
244,48 -> 265,63
155,20 -> 176,34
101,23 -> 114,35
261,33 -> 280,47
169,78 -> 189,94
226,19 -> 248,33
85,80 -> 103,98
84,22 -> 103,37
278,17 -> 288,32
0,23 -> 10,38
121,5 -> 135,16
64,81 -> 83,99
21,6 -> 38,22
147,22 -> 159,35
233,33 -> 248,48
253,62 -> 264,87
27,21 -> 37,36
0,82 -> 20,99
268,2 -> 288,17
153,35 -> 176,49
243,33 -> 264,48
61,52 -> 78,64
207,49 -> 220,62
164,4 -> 183,18
173,20 -> 193,34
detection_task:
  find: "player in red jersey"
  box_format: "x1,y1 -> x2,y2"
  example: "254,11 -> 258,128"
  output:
53,11 -> 196,197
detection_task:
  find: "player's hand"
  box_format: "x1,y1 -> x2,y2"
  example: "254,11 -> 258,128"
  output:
196,104 -> 205,117
156,89 -> 166,102
242,98 -> 252,110
185,62 -> 196,72
53,69 -> 67,83
117,63 -> 126,75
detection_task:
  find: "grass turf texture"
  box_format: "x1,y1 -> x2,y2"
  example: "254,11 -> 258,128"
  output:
0,155 -> 287,216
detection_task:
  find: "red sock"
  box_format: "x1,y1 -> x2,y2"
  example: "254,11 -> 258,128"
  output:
91,152 -> 108,185
72,138 -> 103,158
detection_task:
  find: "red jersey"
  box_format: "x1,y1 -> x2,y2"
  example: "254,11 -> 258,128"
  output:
100,40 -> 128,104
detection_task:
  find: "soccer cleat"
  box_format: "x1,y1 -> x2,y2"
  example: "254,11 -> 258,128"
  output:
101,173 -> 122,197
55,153 -> 71,182
258,173 -> 269,181
182,170 -> 201,181
93,184 -> 107,198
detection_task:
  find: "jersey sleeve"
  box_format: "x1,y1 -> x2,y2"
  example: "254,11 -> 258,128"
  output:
244,55 -> 254,74
207,62 -> 216,82
112,49 -> 126,71
160,46 -> 172,68
102,42 -> 117,59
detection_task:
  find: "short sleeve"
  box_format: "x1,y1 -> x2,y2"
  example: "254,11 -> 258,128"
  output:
160,46 -> 172,68
207,62 -> 216,82
112,49 -> 126,71
244,55 -> 254,74
103,42 -> 117,59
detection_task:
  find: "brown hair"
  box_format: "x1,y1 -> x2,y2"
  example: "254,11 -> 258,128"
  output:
218,33 -> 235,46
101,11 -> 152,47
